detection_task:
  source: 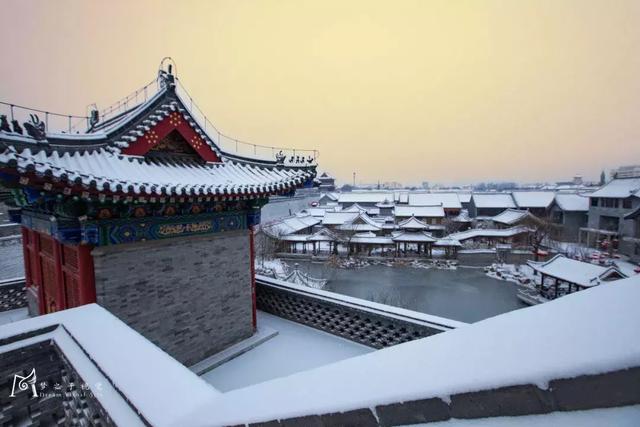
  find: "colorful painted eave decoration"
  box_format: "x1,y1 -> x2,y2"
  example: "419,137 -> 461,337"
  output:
81,211 -> 248,246
121,110 -> 220,162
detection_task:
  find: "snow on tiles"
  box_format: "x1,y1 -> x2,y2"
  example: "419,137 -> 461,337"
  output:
511,191 -> 556,209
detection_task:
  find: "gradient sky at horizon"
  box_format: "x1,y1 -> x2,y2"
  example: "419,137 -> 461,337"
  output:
1,0 -> 639,185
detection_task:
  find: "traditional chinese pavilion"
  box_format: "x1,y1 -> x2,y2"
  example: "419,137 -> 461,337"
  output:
0,62 -> 317,365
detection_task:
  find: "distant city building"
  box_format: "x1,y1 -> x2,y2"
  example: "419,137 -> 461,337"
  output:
383,181 -> 403,189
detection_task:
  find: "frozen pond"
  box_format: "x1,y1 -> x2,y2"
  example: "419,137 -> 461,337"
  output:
294,262 -> 526,323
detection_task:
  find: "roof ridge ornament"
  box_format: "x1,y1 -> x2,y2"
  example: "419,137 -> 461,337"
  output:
158,57 -> 177,90
24,114 -> 46,141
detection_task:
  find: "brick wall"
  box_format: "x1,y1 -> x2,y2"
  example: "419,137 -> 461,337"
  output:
92,230 -> 254,366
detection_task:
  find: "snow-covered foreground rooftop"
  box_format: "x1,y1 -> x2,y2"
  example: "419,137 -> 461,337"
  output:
182,274 -> 640,425
202,311 -> 372,391
2,276 -> 639,426
411,405 -> 640,427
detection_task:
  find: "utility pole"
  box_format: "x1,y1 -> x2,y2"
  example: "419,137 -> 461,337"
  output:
353,172 -> 356,187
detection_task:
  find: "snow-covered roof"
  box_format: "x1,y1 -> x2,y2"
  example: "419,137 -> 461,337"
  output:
492,209 -> 532,225
512,191 -> 555,209
342,203 -> 380,216
527,254 -> 626,287
337,212 -> 382,232
0,146 -> 312,198
408,192 -> 462,209
342,203 -> 367,212
391,230 -> 436,243
472,193 -> 516,209
182,273 -> 640,425
394,205 -> 445,218
321,211 -> 360,225
264,214 -> 320,236
398,216 -> 429,230
349,231 -> 394,245
307,227 -> 341,242
337,191 -> 392,204
457,192 -> 472,204
375,198 -> 395,208
452,209 -> 472,222
449,226 -> 530,241
553,193 -> 590,211
394,191 -> 410,204
279,234 -> 311,242
319,192 -> 339,202
298,207 -> 332,218
589,177 -> 640,198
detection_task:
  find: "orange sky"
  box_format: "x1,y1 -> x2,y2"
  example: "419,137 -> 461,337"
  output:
1,0 -> 639,185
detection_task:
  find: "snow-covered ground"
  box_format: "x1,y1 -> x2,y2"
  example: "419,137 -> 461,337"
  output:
201,311 -> 373,392
0,307 -> 28,326
409,405 -> 640,427
0,238 -> 25,281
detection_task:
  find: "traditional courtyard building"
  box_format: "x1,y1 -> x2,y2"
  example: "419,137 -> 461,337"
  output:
580,167 -> 640,259
0,64 -> 317,365
337,191 -> 391,209
469,193 -> 517,217
511,191 -> 555,216
491,208 -> 535,229
549,193 -> 589,242
317,171 -> 336,192
527,255 -> 627,300
391,216 -> 436,256
375,197 -> 395,217
407,192 -> 462,216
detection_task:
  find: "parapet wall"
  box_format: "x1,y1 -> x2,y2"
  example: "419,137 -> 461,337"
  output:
256,276 -> 462,348
0,329 -> 115,426
0,278 -> 27,313
241,367 -> 640,426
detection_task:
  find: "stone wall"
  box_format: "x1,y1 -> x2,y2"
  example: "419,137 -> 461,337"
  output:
92,230 -> 254,366
256,277 -> 457,349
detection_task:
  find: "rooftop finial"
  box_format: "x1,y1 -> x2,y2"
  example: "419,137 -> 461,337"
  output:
158,57 -> 177,89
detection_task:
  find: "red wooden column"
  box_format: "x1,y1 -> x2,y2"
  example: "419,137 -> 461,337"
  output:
249,225 -> 257,330
51,236 -> 66,312
76,245 -> 96,305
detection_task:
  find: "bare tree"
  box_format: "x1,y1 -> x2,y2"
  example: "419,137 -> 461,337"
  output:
523,215 -> 561,261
